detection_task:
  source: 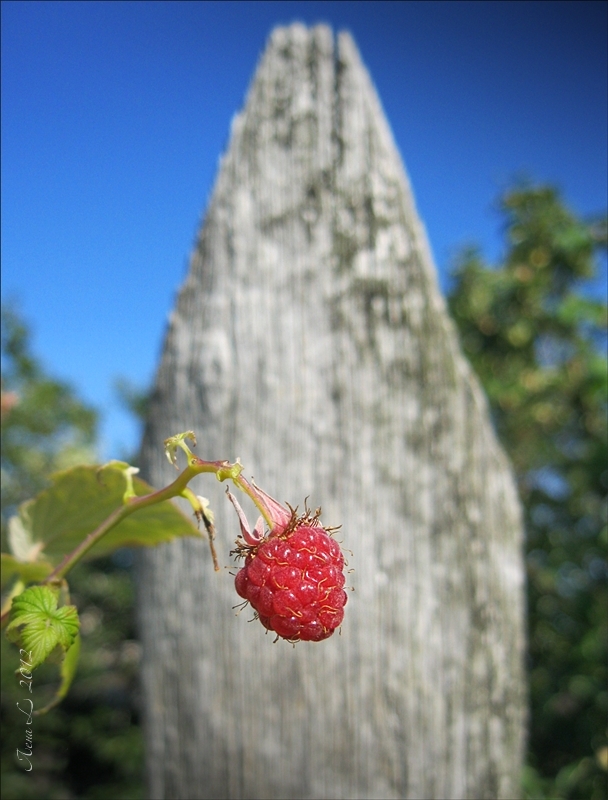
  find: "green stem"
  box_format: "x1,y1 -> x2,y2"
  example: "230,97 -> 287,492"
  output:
43,458 -> 232,584
0,453 -> 275,631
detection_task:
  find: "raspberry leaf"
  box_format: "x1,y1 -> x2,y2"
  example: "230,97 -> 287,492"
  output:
7,585 -> 80,669
1,553 -> 54,590
36,634 -> 81,715
8,462 -> 201,566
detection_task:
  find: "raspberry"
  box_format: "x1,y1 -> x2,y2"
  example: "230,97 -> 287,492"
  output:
226,482 -> 348,642
234,520 -> 347,642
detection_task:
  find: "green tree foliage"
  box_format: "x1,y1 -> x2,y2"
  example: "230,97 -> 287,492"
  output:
1,305 -> 144,799
1,305 -> 97,517
449,185 -> 608,800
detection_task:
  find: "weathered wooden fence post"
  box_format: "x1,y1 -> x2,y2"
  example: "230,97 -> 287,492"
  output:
138,24 -> 526,799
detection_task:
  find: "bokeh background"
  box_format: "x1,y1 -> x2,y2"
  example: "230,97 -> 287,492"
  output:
2,2 -> 606,799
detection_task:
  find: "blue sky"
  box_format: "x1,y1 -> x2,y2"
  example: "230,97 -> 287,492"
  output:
2,0 -> 607,459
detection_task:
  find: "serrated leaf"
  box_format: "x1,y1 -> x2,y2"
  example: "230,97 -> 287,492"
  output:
7,586 -> 80,668
1,553 -> 54,589
35,634 -> 81,715
8,463 -> 201,565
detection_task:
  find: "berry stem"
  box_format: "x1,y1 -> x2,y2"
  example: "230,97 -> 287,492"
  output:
35,423 -> 276,587
41,456 -> 245,584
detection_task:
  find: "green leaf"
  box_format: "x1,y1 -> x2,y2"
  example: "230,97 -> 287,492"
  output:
7,462 -> 201,565
1,553 -> 54,589
7,586 -> 79,669
35,634 -> 81,715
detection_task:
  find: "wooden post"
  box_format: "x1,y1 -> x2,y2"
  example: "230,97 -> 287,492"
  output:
138,24 -> 526,799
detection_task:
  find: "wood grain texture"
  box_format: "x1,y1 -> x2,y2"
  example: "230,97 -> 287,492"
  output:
137,24 -> 526,799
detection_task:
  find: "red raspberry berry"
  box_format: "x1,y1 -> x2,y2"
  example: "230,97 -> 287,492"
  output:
235,522 -> 347,642
226,482 -> 348,642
